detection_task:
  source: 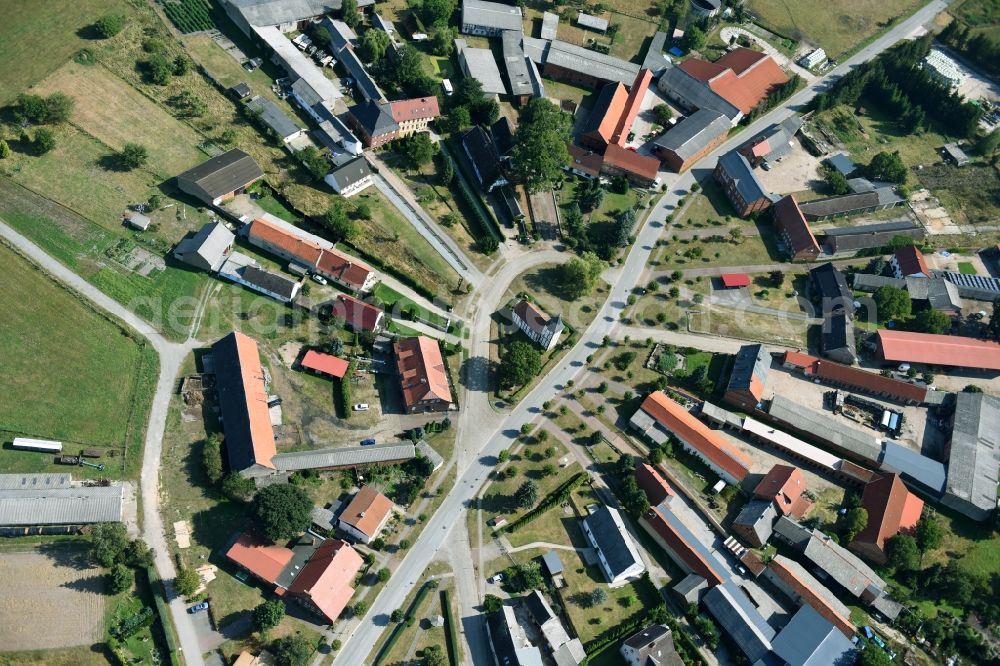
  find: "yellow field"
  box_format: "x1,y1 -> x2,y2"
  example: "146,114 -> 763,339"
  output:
748,0 -> 926,57
33,61 -> 205,177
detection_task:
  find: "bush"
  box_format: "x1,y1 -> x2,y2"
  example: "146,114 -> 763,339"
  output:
34,127 -> 56,154
94,14 -> 126,38
254,599 -> 286,632
175,567 -> 201,597
252,484 -> 313,541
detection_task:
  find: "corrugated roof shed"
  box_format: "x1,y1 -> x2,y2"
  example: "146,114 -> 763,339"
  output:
0,485 -> 124,526
462,0 -> 523,32
226,0 -> 338,29
702,580 -> 775,663
248,96 -> 303,139
458,44 -> 507,95
809,263 -> 853,316
771,604 -> 856,666
541,11 -> 559,39
642,31 -> 669,72
176,148 -> 263,200
877,441 -> 946,495
273,443 -> 415,471
653,108 -> 731,161
945,392 -> 1000,517
544,39 -> 641,86
502,30 -> 536,97
768,395 -> 881,462
0,473 -> 72,491
576,12 -> 608,31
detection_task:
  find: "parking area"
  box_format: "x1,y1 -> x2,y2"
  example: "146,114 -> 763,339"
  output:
754,138 -> 825,194
763,363 -> 947,457
0,545 -> 107,651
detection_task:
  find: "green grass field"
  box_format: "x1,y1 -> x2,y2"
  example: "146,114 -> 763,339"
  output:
0,242 -> 158,478
957,261 -> 978,275
747,0 -> 926,58
0,0 -> 130,105
951,0 -> 1000,38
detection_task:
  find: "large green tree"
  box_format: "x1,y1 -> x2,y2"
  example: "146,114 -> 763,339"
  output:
513,479 -> 538,509
202,433 -> 224,484
272,634 -> 314,666
94,14 -> 126,38
118,142 -> 148,170
510,99 -> 572,193
913,308 -> 951,334
886,533 -> 921,572
421,0 -> 457,26
254,599 -> 286,632
556,252 -> 606,300
90,522 -> 130,567
499,341 -> 541,389
175,567 -> 201,597
843,507 -> 868,543
866,150 -> 907,183
422,644 -> 447,666
873,285 -> 911,323
399,132 -> 436,167
915,515 -> 943,552
360,29 -> 390,62
252,484 -> 313,542
322,200 -> 359,242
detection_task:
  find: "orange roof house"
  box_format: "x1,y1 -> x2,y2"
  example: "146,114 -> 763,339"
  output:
580,68 -> 652,151
612,68 -> 653,146
631,391 -> 751,484
394,336 -> 453,412
779,351 -> 929,405
331,293 -> 384,332
315,249 -> 375,292
679,48 -> 789,115
226,533 -> 294,585
723,343 -> 770,411
212,332 -> 277,475
641,504 -> 726,586
288,539 -> 364,622
754,465 -> 811,518
891,245 -> 930,278
300,349 -> 350,379
773,195 -> 820,261
247,217 -> 324,267
388,96 -> 441,125
849,474 -> 923,565
338,486 -> 394,544
874,330 -> 1000,371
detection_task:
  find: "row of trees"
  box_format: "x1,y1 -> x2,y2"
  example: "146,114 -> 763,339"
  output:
938,18 -> 1000,79
510,99 -> 572,193
872,284 -> 953,334
810,35 -> 982,138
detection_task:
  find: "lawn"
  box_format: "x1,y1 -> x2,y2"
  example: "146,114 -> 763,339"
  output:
374,569 -> 454,665
816,104 -> 947,170
690,304 -> 811,347
746,0 -> 926,58
0,0 -> 131,105
0,241 -> 158,479
373,281 -> 453,330
957,261 -> 978,275
32,61 -> 206,177
656,232 -> 778,269
951,0 -> 1000,38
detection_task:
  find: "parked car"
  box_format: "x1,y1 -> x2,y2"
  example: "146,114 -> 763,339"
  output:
311,274 -> 328,285
188,602 -> 209,614
489,573 -> 504,584
353,403 -> 370,411
898,363 -> 911,372
360,438 -> 376,446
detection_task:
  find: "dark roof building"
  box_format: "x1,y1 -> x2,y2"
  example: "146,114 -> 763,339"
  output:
620,624 -> 683,666
642,30 -> 669,74
798,188 -> 903,221
772,195 -> 820,261
462,126 -> 506,192
538,39 -> 641,89
853,273 -> 962,314
713,149 -> 778,217
581,505 -> 645,585
212,332 -> 277,476
502,30 -> 544,101
173,221 -> 235,272
825,153 -> 856,177
246,95 -> 303,142
652,108 -> 731,173
738,116 -> 802,167
732,499 -> 779,547
461,0 -> 523,36
490,117 -> 516,157
821,311 -> 856,365
323,154 -> 373,197
702,580 -> 775,663
764,555 -> 854,639
809,263 -> 854,317
176,149 -> 264,206
818,220 -> 925,254
942,392 -> 1000,521
723,343 -> 770,410
656,63 -> 742,123
770,604 -> 856,666
346,100 -> 398,148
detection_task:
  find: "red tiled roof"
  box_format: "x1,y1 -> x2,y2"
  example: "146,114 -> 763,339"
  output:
814,359 -> 928,403
316,248 -> 374,291
640,392 -> 751,482
566,143 -> 603,177
226,533 -> 293,585
876,330 -> 1000,371
768,556 -> 855,638
851,474 -> 923,560
754,465 -> 810,518
388,96 -> 440,123
288,539 -> 363,622
773,195 -> 820,258
589,83 -> 629,145
636,463 -> 675,506
893,245 -> 930,277
248,218 -> 323,267
613,69 -> 653,146
680,48 -> 788,115
333,294 -> 383,331
394,336 -> 452,408
781,351 -> 819,369
513,299 -> 553,336
642,505 -> 726,586
340,486 -> 394,539
721,273 -> 750,288
232,332 -> 277,469
301,349 -> 349,378
602,144 -> 660,181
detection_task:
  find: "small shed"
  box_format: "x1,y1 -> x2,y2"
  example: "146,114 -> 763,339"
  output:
542,550 -> 566,588
430,615 -> 445,627
826,153 -> 856,177
942,143 -> 970,167
123,210 -> 151,231
489,515 -> 507,528
576,12 -> 609,33
300,349 -> 349,379
720,273 -> 750,289
230,83 -> 252,100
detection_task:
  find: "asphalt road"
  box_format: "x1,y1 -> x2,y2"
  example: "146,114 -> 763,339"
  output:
331,3 -> 949,663
0,220 -> 208,666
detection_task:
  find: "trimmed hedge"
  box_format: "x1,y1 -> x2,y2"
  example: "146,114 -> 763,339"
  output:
372,580 -> 439,666
441,589 -> 461,665
583,604 -> 666,657
501,472 -> 587,534
145,566 -> 180,660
